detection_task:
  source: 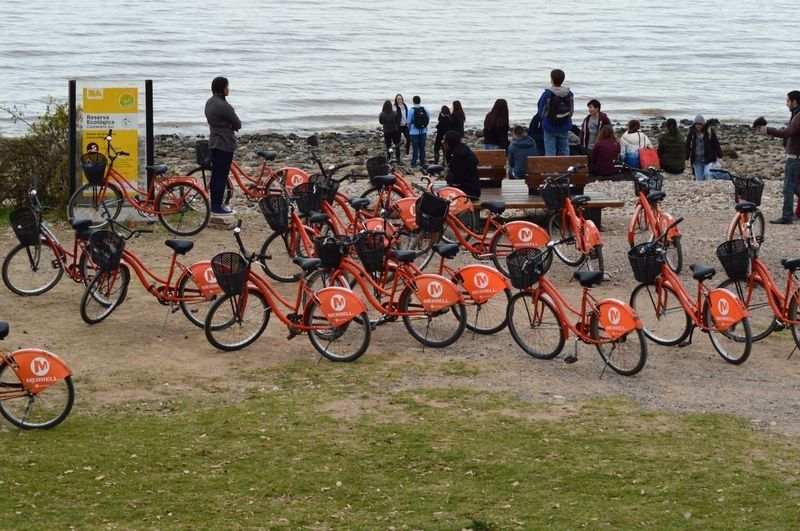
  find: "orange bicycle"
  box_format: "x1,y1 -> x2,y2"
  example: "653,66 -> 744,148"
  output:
0,320 -> 74,429
505,237 -> 648,376
711,169 -> 766,245
68,129 -> 210,235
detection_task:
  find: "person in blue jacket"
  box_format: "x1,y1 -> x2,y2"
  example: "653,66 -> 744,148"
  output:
536,69 -> 574,156
408,95 -> 430,168
508,125 -> 537,179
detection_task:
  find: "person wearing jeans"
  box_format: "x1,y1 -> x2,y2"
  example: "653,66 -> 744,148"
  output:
685,114 -> 723,181
408,95 -> 430,168
537,69 -> 574,156
204,76 -> 241,216
757,90 -> 800,224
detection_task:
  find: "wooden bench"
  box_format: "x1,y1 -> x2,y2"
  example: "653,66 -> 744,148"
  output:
475,149 -> 506,189
525,155 -> 589,195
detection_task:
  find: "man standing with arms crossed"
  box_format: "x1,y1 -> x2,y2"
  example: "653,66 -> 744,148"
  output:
205,76 -> 241,220
756,90 -> 800,224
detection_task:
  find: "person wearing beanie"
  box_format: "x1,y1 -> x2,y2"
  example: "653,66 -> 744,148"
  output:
685,114 -> 723,180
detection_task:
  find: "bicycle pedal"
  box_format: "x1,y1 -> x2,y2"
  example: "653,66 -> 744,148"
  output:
564,355 -> 579,364
774,322 -> 786,332
287,330 -> 298,340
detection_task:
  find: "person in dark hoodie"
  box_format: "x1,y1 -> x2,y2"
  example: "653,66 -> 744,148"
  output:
685,114 -> 723,180
443,130 -> 480,198
507,125 -> 537,179
527,112 -> 545,156
537,69 -> 574,156
580,99 -> 611,153
379,100 -> 401,163
657,118 -> 685,174
449,100 -> 466,138
204,76 -> 241,216
433,105 -> 452,164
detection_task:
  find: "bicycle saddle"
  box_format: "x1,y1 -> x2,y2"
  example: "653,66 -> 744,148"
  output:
689,264 -> 716,281
145,164 -> 169,176
571,195 -> 591,207
256,150 -> 277,161
349,198 -> 371,210
432,243 -> 460,259
735,201 -> 758,213
480,200 -> 506,215
69,218 -> 93,232
308,212 -> 329,225
425,164 -> 445,175
0,321 -> 8,341
781,258 -> 800,271
292,257 -> 321,272
371,175 -> 396,187
165,240 -> 194,255
388,249 -> 417,264
573,270 -> 603,288
646,191 -> 666,202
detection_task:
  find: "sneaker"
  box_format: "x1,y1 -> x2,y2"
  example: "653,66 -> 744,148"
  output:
769,217 -> 793,225
211,205 -> 236,216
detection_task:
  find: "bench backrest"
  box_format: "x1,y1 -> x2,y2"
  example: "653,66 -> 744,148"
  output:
525,155 -> 589,192
475,149 -> 507,183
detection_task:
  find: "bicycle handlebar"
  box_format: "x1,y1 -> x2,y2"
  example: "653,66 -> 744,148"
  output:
644,216 -> 684,253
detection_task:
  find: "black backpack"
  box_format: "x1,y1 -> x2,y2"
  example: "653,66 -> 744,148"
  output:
545,92 -> 573,127
412,106 -> 429,130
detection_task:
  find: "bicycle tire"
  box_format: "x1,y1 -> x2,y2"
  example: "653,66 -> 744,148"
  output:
258,229 -> 309,283
0,364 -> 74,429
399,287 -> 466,348
177,271 -> 217,328
2,241 -> 64,296
79,266 -> 130,325
629,282 -> 691,346
305,303 -> 371,362
545,212 -> 585,266
728,210 -> 765,245
717,277 -> 776,341
582,244 -> 604,275
77,248 -> 99,287
703,301 -> 752,365
187,166 -> 233,205
442,210 -> 478,244
454,287 -> 512,335
67,182 -> 123,229
359,185 -> 407,218
788,296 -> 800,352
204,289 -> 270,352
406,230 -> 438,271
156,182 -> 210,236
506,291 -> 565,359
590,313 -> 648,376
665,235 -> 683,274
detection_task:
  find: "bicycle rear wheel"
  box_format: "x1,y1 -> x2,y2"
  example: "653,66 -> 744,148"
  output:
259,230 -> 306,283
629,282 -> 691,346
400,288 -> 466,348
359,186 -> 406,218
204,289 -> 270,352
156,182 -> 210,236
704,303 -> 752,365
506,291 -> 565,359
454,288 -> 512,335
2,241 -> 64,296
546,212 -> 584,266
67,183 -> 123,229
590,314 -> 648,376
80,266 -> 130,324
0,364 -> 74,429
305,304 -> 371,362
177,272 -> 217,328
717,277 -> 776,341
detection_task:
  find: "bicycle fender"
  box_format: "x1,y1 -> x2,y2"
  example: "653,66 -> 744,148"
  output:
8,349 -> 72,394
313,287 -> 367,327
503,221 -> 550,249
414,274 -> 464,311
361,218 -> 396,240
455,264 -> 510,304
188,261 -> 222,298
282,168 -> 312,193
437,187 -> 473,216
584,220 -> 602,248
596,299 -> 643,339
708,288 -> 748,331
658,211 -> 681,238
392,197 -> 418,230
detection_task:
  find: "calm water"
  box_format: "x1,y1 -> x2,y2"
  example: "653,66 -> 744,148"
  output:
1,0 -> 798,135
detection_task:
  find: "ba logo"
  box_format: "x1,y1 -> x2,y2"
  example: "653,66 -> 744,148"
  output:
86,88 -> 104,100
331,294 -> 347,312
291,174 -> 304,186
608,307 -> 621,325
427,281 -> 443,299
718,298 -> 730,316
30,357 -> 50,377
474,272 -> 490,289
204,267 -> 217,284
518,228 -> 533,243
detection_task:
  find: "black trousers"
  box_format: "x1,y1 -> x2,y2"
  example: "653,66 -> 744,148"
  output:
399,125 -> 410,154
383,130 -> 401,161
210,148 -> 234,208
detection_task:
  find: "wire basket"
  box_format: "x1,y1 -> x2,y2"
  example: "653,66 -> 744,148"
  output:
195,140 -> 211,169
366,156 -> 391,180
354,231 -> 385,274
415,192 -> 450,233
633,172 -> 664,196
627,243 -> 665,284
539,176 -> 571,211
259,194 -> 289,232
88,230 -> 125,272
318,180 -> 340,203
732,176 -> 764,206
506,248 -> 548,290
292,182 -> 323,215
80,152 -> 108,185
716,239 -> 751,280
314,235 -> 351,269
8,207 -> 41,246
210,252 -> 249,296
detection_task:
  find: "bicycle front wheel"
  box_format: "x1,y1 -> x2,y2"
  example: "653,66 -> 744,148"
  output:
305,304 -> 371,362
0,364 -> 74,429
156,182 -> 210,236
546,212 -> 584,266
717,277 -> 776,341
204,289 -> 270,352
629,282 -> 691,345
704,303 -> 752,365
67,183 -> 123,229
506,291 -> 565,359
665,236 -> 683,274
2,241 -> 64,296
590,313 -> 648,376
80,267 -> 130,324
259,230 -> 305,282
400,287 -> 466,348
455,287 -> 512,335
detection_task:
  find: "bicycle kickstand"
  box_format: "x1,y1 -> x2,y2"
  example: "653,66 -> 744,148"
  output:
564,338 -> 579,364
788,344 -> 797,361
678,325 -> 696,348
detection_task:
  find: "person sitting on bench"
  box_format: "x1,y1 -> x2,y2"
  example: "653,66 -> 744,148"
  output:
444,130 -> 480,198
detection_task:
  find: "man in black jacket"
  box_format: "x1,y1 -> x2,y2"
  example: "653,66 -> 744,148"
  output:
443,131 -> 480,198
205,76 -> 241,216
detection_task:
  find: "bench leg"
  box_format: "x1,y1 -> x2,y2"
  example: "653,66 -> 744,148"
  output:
585,207 -> 602,228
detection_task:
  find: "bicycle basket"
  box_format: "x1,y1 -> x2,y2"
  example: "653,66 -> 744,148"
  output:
733,176 -> 764,206
716,239 -> 751,280
318,180 -> 340,203
195,140 -> 211,169
210,252 -> 249,296
292,182 -> 323,215
314,235 -> 351,269
366,156 -> 391,180
627,243 -> 665,284
506,248 -> 548,290
258,194 -> 290,232
80,152 -> 108,185
539,176 -> 571,211
633,172 -> 664,196
88,230 -> 125,272
8,207 -> 41,246
354,231 -> 386,274
415,192 -> 450,233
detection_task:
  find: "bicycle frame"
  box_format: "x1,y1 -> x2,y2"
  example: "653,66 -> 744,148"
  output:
735,257 -> 800,326
627,191 -> 680,247
36,224 -> 91,282
120,250 -> 219,303
727,210 -> 759,244
556,199 -> 600,254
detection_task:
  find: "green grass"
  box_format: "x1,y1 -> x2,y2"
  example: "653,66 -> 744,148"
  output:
0,362 -> 798,528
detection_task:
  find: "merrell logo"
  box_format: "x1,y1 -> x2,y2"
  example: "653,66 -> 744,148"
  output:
518,228 -> 533,243
718,299 -> 729,316
291,174 -> 304,186
474,272 -> 490,289
30,357 -> 50,377
427,282 -> 443,299
608,307 -> 621,325
331,294 -> 347,312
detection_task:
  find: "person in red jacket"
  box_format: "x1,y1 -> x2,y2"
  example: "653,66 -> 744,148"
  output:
580,99 -> 612,152
590,125 -> 621,176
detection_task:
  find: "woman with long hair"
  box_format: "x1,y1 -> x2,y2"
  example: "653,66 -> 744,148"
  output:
395,94 -> 410,155
379,99 -> 401,162
483,98 -> 510,150
449,100 -> 466,137
657,118 -> 685,174
433,105 -> 452,164
590,124 -> 621,176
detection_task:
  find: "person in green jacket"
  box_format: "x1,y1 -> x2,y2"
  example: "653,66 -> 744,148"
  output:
657,118 -> 685,175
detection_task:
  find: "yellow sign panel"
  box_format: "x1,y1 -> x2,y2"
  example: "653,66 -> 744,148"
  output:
82,87 -> 139,186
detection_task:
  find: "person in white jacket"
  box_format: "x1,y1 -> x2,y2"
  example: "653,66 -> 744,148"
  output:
619,119 -> 652,167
